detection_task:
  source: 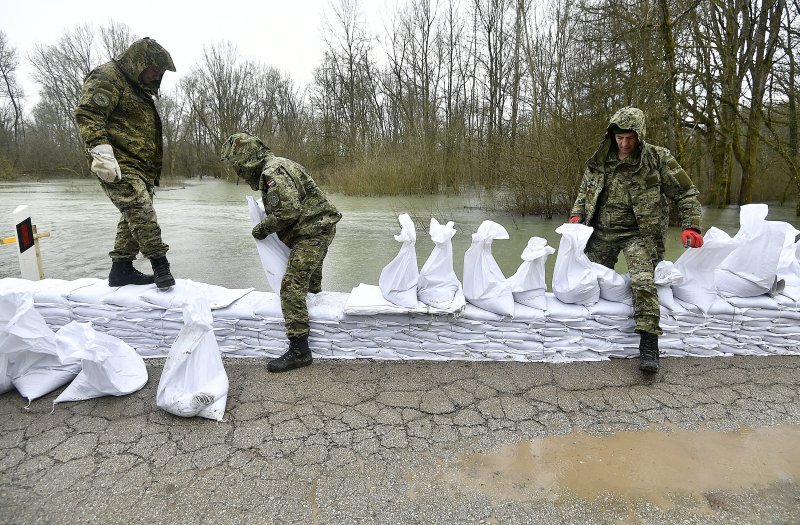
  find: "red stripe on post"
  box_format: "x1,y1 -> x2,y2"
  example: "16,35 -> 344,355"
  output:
16,217 -> 35,254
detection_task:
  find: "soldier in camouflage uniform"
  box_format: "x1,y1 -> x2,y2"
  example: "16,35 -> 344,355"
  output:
75,37 -> 176,289
570,107 -> 704,373
220,132 -> 341,373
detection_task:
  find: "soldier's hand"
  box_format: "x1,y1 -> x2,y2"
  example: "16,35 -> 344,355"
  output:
89,144 -> 122,183
252,223 -> 268,240
681,229 -> 703,248
568,216 -> 582,224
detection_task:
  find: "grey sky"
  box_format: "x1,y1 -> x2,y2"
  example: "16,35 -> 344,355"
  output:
1,0 -> 396,103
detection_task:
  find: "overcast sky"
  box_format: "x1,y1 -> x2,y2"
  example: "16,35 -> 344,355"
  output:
1,0 -> 397,103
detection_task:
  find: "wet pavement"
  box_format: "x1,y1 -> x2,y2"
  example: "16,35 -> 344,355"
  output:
2,355 -> 800,524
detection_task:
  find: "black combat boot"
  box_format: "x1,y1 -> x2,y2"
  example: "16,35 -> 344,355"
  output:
108,260 -> 155,286
268,335 -> 313,373
638,332 -> 660,373
150,256 -> 176,289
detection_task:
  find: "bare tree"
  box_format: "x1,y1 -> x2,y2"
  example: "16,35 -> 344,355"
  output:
179,42 -> 259,177
762,0 -> 800,214
26,21 -> 136,176
733,0 -> 786,204
27,24 -> 97,174
316,0 -> 382,159
158,85 -> 190,177
690,0 -> 785,206
0,31 -> 24,172
1,4 -> 796,212
99,20 -> 136,59
472,0 -> 515,180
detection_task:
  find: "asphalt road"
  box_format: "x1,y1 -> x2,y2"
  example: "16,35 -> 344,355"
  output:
2,355 -> 800,524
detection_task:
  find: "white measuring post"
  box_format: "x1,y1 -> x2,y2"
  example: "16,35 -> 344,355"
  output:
11,205 -> 45,280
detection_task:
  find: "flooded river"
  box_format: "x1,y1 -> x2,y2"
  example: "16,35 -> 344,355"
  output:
1,178 -> 798,293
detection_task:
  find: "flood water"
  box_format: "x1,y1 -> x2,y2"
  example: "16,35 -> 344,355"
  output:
1,178 -> 799,293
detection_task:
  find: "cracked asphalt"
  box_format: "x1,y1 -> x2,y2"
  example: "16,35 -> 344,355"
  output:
2,355 -> 800,524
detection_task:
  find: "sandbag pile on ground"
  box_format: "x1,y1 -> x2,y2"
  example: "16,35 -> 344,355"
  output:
53,321 -> 147,405
1,289 -> 148,404
156,281 -> 228,421
0,291 -> 81,401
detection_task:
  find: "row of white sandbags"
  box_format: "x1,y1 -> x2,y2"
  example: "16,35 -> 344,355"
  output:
371,204 -> 800,316
3,273 -> 799,362
0,277 -> 591,362
4,272 -> 800,355
6,276 -> 800,360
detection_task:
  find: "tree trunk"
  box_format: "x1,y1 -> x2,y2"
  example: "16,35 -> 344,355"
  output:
659,0 -> 681,158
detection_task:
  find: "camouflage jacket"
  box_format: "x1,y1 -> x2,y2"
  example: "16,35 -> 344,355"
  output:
258,154 -> 341,247
570,107 -> 702,258
75,38 -> 174,186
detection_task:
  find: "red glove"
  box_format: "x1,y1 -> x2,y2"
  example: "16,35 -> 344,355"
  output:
681,229 -> 703,248
568,216 -> 582,224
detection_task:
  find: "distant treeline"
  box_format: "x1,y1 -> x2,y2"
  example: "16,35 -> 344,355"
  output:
0,0 -> 798,216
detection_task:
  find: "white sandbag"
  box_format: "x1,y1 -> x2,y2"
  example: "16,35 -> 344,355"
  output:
591,263 -> 632,304
215,290 -> 274,320
344,283 -> 423,315
589,299 -> 635,318
67,280 -> 117,304
19,278 -> 93,305
100,285 -> 154,309
776,226 -> 800,290
1,291 -> 51,394
552,223 -> 600,305
715,204 -> 791,297
0,355 -> 10,394
139,280 -> 254,310
247,195 -> 291,293
418,218 -> 462,308
156,281 -> 229,421
0,292 -> 81,401
545,293 -> 591,321
307,292 -> 350,323
11,354 -> 81,403
463,220 -> 514,316
654,260 -> 683,312
673,227 -> 739,312
53,322 -> 147,404
509,237 -> 555,307
379,214 -> 420,308
782,284 -> 800,303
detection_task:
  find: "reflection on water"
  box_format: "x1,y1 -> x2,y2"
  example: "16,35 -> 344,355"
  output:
1,178 -> 798,293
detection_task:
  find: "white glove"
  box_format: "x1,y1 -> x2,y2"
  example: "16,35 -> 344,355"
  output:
89,144 -> 122,182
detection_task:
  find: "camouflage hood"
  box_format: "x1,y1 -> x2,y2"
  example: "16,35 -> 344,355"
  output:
588,106 -> 647,168
220,132 -> 274,190
607,106 -> 646,143
114,38 -> 176,95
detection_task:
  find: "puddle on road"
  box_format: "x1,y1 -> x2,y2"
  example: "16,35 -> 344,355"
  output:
443,425 -> 800,508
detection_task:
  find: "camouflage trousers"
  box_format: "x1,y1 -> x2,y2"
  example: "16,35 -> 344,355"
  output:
101,175 -> 169,261
585,233 -> 663,335
281,227 -> 336,338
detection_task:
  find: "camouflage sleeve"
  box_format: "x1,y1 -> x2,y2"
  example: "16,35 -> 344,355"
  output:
74,71 -> 121,149
659,150 -> 702,232
255,166 -> 303,235
569,167 -> 591,218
